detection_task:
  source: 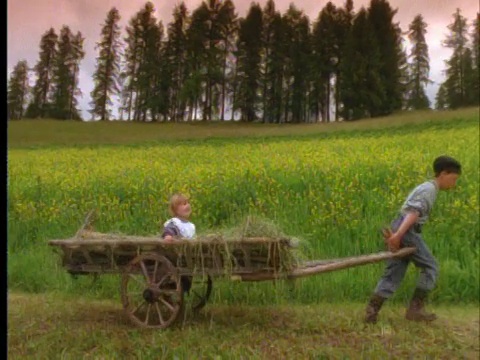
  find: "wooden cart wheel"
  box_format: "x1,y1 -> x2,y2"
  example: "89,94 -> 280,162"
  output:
121,253 -> 183,329
184,274 -> 213,312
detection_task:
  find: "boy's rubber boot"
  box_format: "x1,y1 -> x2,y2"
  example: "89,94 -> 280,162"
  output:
365,293 -> 386,324
405,288 -> 437,322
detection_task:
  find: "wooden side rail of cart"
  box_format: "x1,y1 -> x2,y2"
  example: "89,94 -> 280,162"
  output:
48,230 -> 416,330
48,231 -> 299,277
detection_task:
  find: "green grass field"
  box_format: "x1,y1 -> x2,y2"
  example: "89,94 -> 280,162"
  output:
8,292 -> 479,359
7,107 -> 480,358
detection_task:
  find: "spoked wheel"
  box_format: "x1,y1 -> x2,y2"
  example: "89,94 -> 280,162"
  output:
121,253 -> 183,329
183,274 -> 213,312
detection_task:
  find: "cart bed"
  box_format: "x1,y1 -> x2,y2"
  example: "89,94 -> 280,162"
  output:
48,231 -> 298,277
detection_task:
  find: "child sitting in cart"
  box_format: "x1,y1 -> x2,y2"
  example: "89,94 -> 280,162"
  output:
162,193 -> 196,241
161,193 -> 196,293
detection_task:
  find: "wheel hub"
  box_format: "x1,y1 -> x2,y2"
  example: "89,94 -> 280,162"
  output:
142,288 -> 158,303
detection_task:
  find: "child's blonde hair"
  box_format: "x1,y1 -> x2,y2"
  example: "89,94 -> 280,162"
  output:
168,193 -> 189,216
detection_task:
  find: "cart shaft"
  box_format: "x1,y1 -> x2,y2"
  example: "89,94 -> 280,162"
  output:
234,247 -> 416,282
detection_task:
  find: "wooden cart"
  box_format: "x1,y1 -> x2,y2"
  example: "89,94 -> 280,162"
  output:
48,228 -> 414,330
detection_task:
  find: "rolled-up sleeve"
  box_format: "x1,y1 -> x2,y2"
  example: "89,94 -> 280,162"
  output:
400,182 -> 438,224
403,190 -> 428,216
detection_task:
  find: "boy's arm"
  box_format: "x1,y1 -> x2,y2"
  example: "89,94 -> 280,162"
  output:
385,210 -> 419,252
394,211 -> 419,238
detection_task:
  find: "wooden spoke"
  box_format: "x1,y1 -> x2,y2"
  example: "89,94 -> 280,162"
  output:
131,301 -> 147,316
155,302 -> 165,326
156,274 -> 171,288
144,304 -> 151,326
152,260 -> 159,283
161,289 -> 179,297
160,297 -> 175,312
139,261 -> 150,282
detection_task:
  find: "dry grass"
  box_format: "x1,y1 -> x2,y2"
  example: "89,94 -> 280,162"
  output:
211,215 -> 310,269
8,291 -> 479,359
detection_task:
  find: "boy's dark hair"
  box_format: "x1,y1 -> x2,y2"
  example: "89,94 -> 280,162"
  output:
433,155 -> 462,176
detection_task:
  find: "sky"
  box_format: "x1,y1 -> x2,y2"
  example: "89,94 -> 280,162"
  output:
7,0 -> 479,119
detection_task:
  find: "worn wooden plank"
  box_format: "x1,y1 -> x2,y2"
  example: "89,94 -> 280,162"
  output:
48,233 -> 294,248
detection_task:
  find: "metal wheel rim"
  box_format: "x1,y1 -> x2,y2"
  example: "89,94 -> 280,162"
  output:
187,275 -> 213,312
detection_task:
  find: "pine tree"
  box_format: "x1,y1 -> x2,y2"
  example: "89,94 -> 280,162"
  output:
263,9 -> 286,123
435,83 -> 447,110
122,6 -> 146,121
367,0 -> 403,115
406,14 -> 431,110
90,7 -> 122,121
470,13 -> 479,105
334,0 -> 355,121
462,47 -> 477,106
8,60 -> 30,120
234,3 -> 263,122
217,0 -> 238,121
202,0 -> 226,121
340,8 -> 385,120
120,2 -> 165,122
283,4 -> 310,123
51,25 -> 74,119
50,26 -> 84,120
473,13 -> 480,70
184,3 -> 210,121
164,2 -> 190,121
261,0 -> 278,123
442,8 -> 470,109
26,28 -> 57,118
140,17 -> 164,122
180,0 -> 236,121
135,3 -> 163,121
396,23 -> 409,110
69,31 -> 86,120
311,2 -> 340,122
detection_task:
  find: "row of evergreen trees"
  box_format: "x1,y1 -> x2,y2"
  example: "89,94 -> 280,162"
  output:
8,26 -> 85,120
7,0 -> 480,122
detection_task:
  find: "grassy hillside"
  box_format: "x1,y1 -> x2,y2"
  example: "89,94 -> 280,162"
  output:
8,107 -> 479,148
